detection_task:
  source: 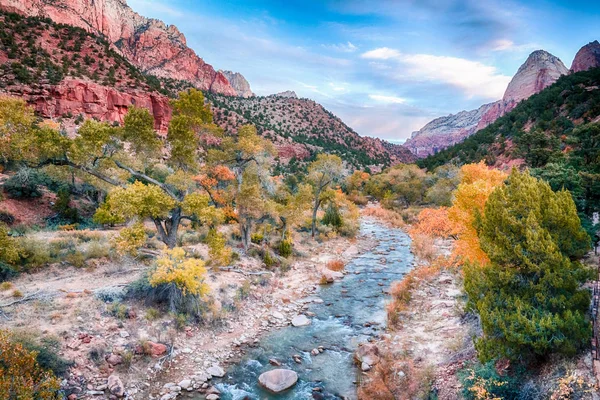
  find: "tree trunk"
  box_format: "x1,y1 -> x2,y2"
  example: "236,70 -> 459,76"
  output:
280,217 -> 288,241
153,208 -> 181,249
241,218 -> 252,250
311,198 -> 320,238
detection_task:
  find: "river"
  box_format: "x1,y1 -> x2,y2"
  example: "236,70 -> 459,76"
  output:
209,218 -> 414,399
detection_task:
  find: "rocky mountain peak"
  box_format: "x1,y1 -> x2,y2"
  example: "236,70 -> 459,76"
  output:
503,50 -> 568,103
0,0 -> 248,96
571,40 -> 600,73
271,90 -> 298,99
220,71 -> 254,98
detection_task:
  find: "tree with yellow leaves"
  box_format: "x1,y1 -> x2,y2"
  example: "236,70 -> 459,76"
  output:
3,91 -> 223,249
307,154 -> 346,238
447,162 -> 507,265
149,247 -> 209,313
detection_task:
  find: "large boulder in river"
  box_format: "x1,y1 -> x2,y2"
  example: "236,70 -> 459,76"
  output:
291,314 -> 311,327
258,369 -> 298,393
320,269 -> 343,284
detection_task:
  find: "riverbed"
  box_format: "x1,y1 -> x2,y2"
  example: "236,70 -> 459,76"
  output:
210,218 -> 414,400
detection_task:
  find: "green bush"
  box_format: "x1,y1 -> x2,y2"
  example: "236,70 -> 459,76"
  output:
251,232 -> 264,244
322,203 -> 343,228
3,168 -> 46,199
127,273 -> 205,320
465,170 -> 593,363
277,239 -> 293,258
52,187 -> 80,224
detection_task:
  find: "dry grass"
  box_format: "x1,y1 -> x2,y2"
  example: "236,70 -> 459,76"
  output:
362,206 -> 405,228
387,263 -> 444,327
326,260 -> 345,271
12,289 -> 23,298
358,349 -> 436,400
410,233 -> 437,263
0,281 -> 14,291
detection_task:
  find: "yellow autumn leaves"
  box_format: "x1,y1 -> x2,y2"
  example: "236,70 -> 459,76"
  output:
149,247 -> 209,297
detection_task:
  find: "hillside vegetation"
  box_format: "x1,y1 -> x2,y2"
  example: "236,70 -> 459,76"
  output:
418,67 -> 600,237
0,10 -> 190,97
206,92 -> 415,171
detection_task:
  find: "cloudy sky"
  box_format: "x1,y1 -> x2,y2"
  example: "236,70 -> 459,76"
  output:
128,0 -> 600,143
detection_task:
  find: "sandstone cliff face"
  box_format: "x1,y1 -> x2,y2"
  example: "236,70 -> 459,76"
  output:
571,41 -> 600,73
220,71 -> 254,98
502,50 -> 568,103
0,0 -> 248,96
406,50 -> 569,157
6,78 -> 171,132
404,102 -> 497,156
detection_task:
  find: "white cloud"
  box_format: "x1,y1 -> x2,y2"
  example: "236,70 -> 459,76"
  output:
127,0 -> 184,18
487,39 -> 540,54
490,39 -> 515,51
361,47 -> 401,60
369,94 -> 407,104
361,47 -> 511,99
323,41 -> 358,53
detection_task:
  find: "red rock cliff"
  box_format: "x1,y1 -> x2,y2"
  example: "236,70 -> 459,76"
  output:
571,41 -> 600,73
5,78 -> 172,132
0,0 -> 240,96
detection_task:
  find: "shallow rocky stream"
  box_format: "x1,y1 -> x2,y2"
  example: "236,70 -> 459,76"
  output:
207,218 -> 414,400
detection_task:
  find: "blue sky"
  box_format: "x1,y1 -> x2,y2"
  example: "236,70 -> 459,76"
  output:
128,0 -> 600,142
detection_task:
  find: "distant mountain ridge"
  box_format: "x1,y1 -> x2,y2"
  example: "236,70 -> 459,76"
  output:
405,50 -> 571,157
206,93 -> 415,170
0,0 -> 252,97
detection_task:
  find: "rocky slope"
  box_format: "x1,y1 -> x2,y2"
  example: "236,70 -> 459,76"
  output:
220,70 -> 253,98
206,93 -> 415,170
0,0 -> 250,96
571,41 -> 600,73
0,11 -> 172,130
405,50 -> 569,157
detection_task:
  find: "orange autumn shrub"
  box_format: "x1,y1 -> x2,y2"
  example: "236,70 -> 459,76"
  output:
0,330 -> 60,399
410,207 -> 453,239
447,162 -> 507,266
326,260 -> 345,271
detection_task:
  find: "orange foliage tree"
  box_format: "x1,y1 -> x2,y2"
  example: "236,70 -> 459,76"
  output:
447,162 -> 507,265
0,330 -> 60,399
410,207 -> 453,239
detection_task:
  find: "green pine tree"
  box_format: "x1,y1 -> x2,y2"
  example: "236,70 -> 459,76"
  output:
464,169 -> 593,363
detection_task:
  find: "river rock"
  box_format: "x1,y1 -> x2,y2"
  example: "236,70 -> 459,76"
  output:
291,315 -> 311,327
107,374 -> 125,397
272,311 -> 284,320
206,395 -> 219,400
355,343 -> 380,367
258,369 -> 298,393
178,379 -> 192,390
207,365 -> 225,377
320,270 -> 343,283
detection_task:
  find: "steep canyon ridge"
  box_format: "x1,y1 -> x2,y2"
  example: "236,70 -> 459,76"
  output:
405,43 -> 600,157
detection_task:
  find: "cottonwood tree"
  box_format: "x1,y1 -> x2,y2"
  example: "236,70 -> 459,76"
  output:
206,124 -> 275,249
307,154 -> 346,238
465,170 -> 592,362
275,182 -> 312,240
3,91 -> 221,248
